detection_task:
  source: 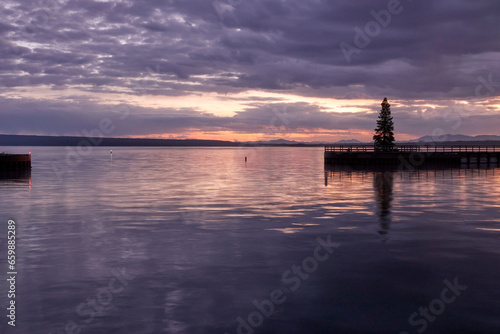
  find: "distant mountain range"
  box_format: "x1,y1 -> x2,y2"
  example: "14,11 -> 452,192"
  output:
252,138 -> 363,145
335,139 -> 363,144
408,134 -> 500,143
250,139 -> 300,145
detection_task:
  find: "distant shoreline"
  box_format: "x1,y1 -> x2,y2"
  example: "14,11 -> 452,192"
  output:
0,134 -> 323,147
1,134 -> 499,147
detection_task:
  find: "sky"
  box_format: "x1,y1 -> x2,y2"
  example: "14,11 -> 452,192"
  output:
1,0 -> 500,142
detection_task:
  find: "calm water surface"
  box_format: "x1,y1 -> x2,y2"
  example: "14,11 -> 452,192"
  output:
1,147 -> 500,334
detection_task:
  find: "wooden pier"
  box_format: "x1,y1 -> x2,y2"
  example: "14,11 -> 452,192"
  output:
0,154 -> 32,170
325,145 -> 500,167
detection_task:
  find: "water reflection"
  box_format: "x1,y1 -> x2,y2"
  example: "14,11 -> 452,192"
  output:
0,169 -> 31,181
0,169 -> 31,188
2,147 -> 500,333
373,172 -> 393,236
324,164 -> 500,240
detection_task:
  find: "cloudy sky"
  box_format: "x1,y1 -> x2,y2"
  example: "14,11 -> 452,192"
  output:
1,0 -> 500,142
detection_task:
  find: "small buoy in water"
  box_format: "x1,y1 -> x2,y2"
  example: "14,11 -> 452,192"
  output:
245,157 -> 247,162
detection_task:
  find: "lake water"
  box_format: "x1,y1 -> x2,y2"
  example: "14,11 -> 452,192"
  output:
1,146 -> 500,334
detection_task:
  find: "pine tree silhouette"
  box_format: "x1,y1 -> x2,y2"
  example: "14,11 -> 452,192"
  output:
373,97 -> 395,151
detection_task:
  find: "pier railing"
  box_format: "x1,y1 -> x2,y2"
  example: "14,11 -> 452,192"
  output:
324,145 -> 500,153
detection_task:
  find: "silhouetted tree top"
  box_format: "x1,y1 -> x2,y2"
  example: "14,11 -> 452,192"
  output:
373,97 -> 395,151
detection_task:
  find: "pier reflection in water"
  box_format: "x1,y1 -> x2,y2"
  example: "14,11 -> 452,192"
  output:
324,164 -> 499,240
0,169 -> 31,186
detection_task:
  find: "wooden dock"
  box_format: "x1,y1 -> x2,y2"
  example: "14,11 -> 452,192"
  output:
0,154 -> 32,170
325,145 -> 500,166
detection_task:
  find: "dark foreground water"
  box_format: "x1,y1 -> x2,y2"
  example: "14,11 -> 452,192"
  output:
1,147 -> 500,334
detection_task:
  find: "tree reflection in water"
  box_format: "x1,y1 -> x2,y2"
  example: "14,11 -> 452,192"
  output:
373,171 -> 394,237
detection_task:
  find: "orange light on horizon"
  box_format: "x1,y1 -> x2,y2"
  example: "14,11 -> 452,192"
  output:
128,128 -> 390,143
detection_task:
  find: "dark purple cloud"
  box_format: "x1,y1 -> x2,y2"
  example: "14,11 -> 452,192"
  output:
2,0 -> 500,95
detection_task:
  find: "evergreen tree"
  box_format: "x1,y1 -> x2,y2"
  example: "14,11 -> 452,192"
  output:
373,97 -> 395,151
